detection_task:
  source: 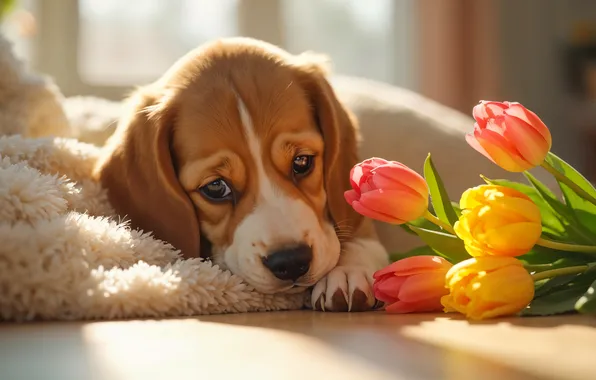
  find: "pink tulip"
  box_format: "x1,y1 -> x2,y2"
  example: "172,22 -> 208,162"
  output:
344,158 -> 429,224
373,256 -> 453,313
467,101 -> 552,172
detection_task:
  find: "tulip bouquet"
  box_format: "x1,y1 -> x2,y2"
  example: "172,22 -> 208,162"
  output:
346,101 -> 596,320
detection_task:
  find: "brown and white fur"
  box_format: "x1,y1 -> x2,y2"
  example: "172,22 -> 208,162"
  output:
92,37 -> 389,312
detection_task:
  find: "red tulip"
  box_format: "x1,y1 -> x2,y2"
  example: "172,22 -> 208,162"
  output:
344,158 -> 429,224
373,256 -> 453,313
467,101 -> 552,172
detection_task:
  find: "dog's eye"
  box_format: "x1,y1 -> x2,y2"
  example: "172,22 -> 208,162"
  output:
199,179 -> 233,202
292,155 -> 314,177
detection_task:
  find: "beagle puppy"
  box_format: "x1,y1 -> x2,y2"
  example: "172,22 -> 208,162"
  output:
92,37 -> 389,312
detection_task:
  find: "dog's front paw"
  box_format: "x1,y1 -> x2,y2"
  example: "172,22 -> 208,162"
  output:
311,266 -> 378,312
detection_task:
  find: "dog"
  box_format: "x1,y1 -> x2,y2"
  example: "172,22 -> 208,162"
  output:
92,37 -> 389,312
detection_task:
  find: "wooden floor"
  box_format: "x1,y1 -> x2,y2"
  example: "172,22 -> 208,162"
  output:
1,310 -> 595,380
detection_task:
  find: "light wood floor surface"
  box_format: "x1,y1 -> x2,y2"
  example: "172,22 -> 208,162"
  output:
1,311 -> 594,380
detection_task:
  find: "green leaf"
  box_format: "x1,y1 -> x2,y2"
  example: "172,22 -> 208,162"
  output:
400,215 -> 444,237
524,171 -> 596,244
389,245 -> 436,262
407,225 -> 470,264
423,154 -> 459,226
398,224 -> 417,236
545,152 -> 596,236
524,256 -> 590,271
481,176 -> 568,240
575,279 -> 596,314
518,245 -> 592,266
521,285 -> 586,316
545,152 -> 596,197
451,202 -> 462,218
523,264 -> 596,316
534,274 -> 579,298
408,216 -> 442,231
400,215 -> 445,235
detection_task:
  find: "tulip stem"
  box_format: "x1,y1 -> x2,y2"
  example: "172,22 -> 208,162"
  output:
531,265 -> 588,282
523,263 -> 562,272
540,160 -> 596,206
536,237 -> 596,256
423,210 -> 456,235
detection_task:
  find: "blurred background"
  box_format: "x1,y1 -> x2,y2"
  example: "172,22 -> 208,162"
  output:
2,0 -> 596,179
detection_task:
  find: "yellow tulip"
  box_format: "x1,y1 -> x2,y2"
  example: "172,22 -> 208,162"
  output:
454,185 -> 542,257
441,256 -> 535,320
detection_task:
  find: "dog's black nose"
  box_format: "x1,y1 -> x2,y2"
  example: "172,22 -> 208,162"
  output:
262,244 -> 312,281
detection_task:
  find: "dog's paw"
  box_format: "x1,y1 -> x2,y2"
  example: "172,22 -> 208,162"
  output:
310,266 -> 378,312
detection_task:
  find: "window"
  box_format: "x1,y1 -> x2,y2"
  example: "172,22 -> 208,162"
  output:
281,0 -> 398,85
11,0 -> 416,99
78,0 -> 239,85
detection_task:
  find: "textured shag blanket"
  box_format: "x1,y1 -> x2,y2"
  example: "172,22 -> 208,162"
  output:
0,36 -> 304,321
0,135 -> 305,321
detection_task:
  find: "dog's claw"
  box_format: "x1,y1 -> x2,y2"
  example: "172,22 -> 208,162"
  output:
312,292 -> 326,311
311,266 -> 376,312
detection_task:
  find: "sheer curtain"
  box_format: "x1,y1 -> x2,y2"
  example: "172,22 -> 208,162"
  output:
416,0 -> 501,114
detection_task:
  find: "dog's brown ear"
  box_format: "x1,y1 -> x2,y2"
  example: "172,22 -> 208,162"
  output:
93,87 -> 201,258
291,58 -> 364,236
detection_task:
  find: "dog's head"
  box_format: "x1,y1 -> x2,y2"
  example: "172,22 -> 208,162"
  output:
93,38 -> 363,293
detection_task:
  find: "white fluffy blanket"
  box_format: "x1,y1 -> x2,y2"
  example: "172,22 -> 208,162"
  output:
0,37 -> 304,321
0,136 -> 305,321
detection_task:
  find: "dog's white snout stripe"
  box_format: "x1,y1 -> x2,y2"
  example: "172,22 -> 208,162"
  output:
235,94 -> 309,244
